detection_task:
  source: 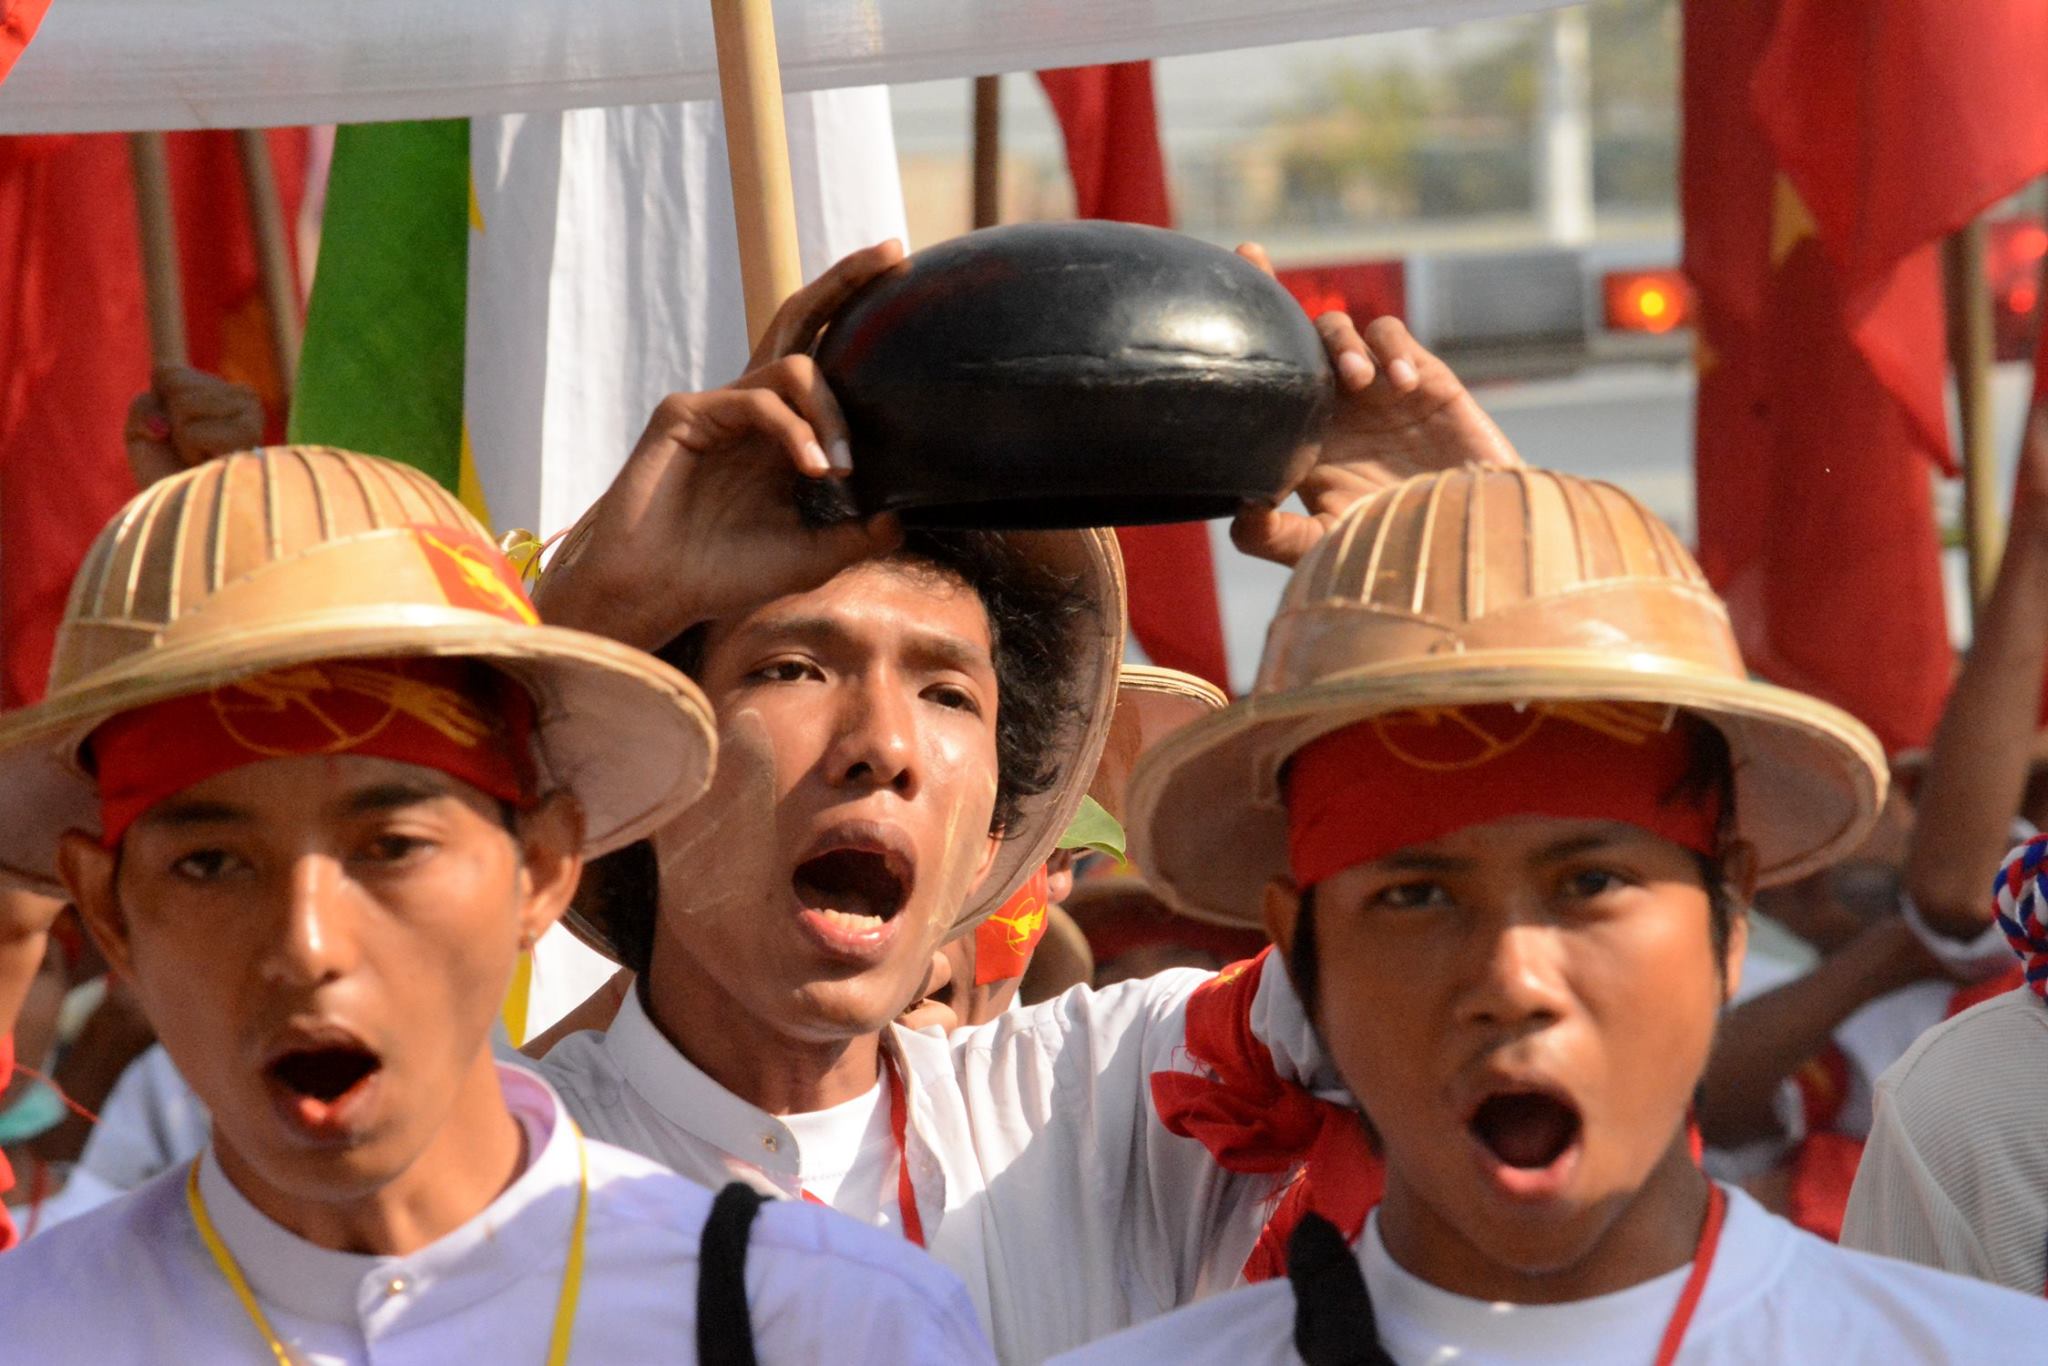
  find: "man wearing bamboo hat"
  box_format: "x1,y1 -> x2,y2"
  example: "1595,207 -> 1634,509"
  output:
1054,468 -> 2043,1364
520,248 -> 1513,1361
0,448 -> 993,1363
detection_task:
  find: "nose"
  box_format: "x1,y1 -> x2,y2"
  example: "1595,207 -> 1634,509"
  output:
257,856 -> 360,990
824,670 -> 920,797
1455,918 -> 1571,1037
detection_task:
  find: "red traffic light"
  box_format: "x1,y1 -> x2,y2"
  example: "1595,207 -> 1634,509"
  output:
1603,269 -> 1693,335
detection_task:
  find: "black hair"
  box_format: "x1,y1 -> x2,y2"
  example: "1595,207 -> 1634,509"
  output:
577,529 -> 1094,977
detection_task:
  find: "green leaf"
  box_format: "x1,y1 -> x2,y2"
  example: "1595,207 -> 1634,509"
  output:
1057,795 -> 1126,860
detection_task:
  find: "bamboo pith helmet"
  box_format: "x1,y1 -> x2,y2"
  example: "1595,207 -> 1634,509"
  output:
0,446 -> 718,894
953,528 -> 1128,934
1087,664 -> 1229,829
1128,467 -> 1889,928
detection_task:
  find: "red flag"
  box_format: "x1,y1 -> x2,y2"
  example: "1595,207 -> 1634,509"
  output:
1753,3 -> 2048,475
0,0 -> 50,86
1685,0 -> 1951,754
1038,63 -> 1232,692
0,131 -> 306,706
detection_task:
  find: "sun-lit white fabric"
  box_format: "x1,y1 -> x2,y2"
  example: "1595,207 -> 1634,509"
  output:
1052,1186 -> 2048,1365
0,1063 -> 992,1364
538,966 -> 1325,1364
1842,987 -> 2048,1294
1,0 -> 1573,133
461,86 -> 909,539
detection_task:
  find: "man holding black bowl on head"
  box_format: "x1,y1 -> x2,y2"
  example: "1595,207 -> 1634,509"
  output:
522,227 -> 1521,1362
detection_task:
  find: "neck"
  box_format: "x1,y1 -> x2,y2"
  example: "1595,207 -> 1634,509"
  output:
1379,1131 -> 1712,1305
214,1050 -> 525,1257
645,948 -> 883,1116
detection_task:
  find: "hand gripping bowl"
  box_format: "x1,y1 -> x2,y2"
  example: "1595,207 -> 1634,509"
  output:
813,221 -> 1333,530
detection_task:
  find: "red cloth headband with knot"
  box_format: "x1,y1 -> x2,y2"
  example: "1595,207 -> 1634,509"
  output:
1283,702 -> 1724,889
89,657 -> 537,847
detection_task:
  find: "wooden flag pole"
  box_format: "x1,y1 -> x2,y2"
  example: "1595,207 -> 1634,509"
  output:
1946,221 -> 1999,611
234,129 -> 302,400
971,75 -> 1002,229
127,132 -> 188,368
710,0 -> 802,345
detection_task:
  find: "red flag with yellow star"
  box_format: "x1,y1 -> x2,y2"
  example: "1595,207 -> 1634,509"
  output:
1684,0 -> 1951,754
0,131 -> 307,705
1754,0 -> 2048,475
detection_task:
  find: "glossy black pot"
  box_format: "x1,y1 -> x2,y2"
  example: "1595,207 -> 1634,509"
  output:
813,221 -> 1332,530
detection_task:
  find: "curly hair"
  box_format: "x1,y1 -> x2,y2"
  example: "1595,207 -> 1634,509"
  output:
583,529 -> 1096,976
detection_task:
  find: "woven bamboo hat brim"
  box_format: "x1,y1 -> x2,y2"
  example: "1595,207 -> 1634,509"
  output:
1088,664 -> 1229,828
0,447 -> 717,896
1018,904 -> 1094,1005
956,528 -> 1127,932
1128,468 -> 1889,928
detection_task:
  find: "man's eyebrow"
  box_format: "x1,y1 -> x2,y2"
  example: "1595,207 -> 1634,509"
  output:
133,800 -> 252,829
1531,830 -> 1635,863
338,780 -> 456,816
731,615 -> 993,674
1372,851 -> 1472,874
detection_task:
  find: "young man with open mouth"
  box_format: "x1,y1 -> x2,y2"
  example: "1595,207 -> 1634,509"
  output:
0,448 -> 993,1364
1054,467 -> 2046,1365
520,247 -> 1519,1362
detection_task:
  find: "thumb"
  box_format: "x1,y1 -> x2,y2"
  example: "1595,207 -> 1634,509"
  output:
1230,503 -> 1323,568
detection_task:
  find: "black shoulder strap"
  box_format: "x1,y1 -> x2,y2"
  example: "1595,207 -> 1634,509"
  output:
1287,1212 -> 1394,1366
698,1181 -> 770,1366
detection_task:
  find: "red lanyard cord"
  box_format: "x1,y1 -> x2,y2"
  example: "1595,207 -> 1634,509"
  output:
1652,1183 -> 1728,1366
796,1051 -> 925,1248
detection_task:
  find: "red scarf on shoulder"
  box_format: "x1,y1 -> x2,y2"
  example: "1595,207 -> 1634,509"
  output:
1149,949 -> 1383,1281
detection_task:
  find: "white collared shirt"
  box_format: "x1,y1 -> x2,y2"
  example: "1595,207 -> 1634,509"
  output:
537,966 -> 1326,1363
1050,1186 -> 2048,1365
0,1062 -> 992,1364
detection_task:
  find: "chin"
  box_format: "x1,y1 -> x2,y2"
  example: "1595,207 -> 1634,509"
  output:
233,1125 -> 419,1205
790,972 -> 925,1039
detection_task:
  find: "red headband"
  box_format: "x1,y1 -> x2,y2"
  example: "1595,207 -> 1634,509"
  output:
89,658 -> 537,848
975,865 -> 1053,984
1284,702 -> 1723,889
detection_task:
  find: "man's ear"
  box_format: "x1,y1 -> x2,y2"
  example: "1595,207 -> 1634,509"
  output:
1717,840 -> 1759,1004
58,830 -> 134,982
1262,877 -> 1303,961
515,792 -> 586,947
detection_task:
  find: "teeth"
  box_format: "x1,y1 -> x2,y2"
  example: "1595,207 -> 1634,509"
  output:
815,908 -> 883,928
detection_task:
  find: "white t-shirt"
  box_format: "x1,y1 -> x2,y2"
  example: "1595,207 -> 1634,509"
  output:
0,1063 -> 993,1364
1051,1186 -> 2047,1365
780,1076 -> 892,1222
1842,986 -> 2048,1294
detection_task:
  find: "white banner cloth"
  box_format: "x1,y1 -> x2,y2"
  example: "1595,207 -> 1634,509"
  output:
0,0 -> 1571,133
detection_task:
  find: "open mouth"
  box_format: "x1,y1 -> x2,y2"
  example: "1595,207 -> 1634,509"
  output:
267,1044 -> 382,1120
793,847 -> 911,925
1469,1090 -> 1583,1171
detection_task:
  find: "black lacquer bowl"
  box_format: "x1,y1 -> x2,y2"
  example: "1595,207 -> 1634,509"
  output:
813,221 -> 1333,530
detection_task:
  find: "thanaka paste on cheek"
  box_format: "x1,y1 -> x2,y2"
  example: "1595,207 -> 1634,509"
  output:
651,709 -> 784,922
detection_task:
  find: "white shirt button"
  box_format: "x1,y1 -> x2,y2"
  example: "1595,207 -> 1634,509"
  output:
385,1277 -> 408,1298
761,1133 -> 780,1153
